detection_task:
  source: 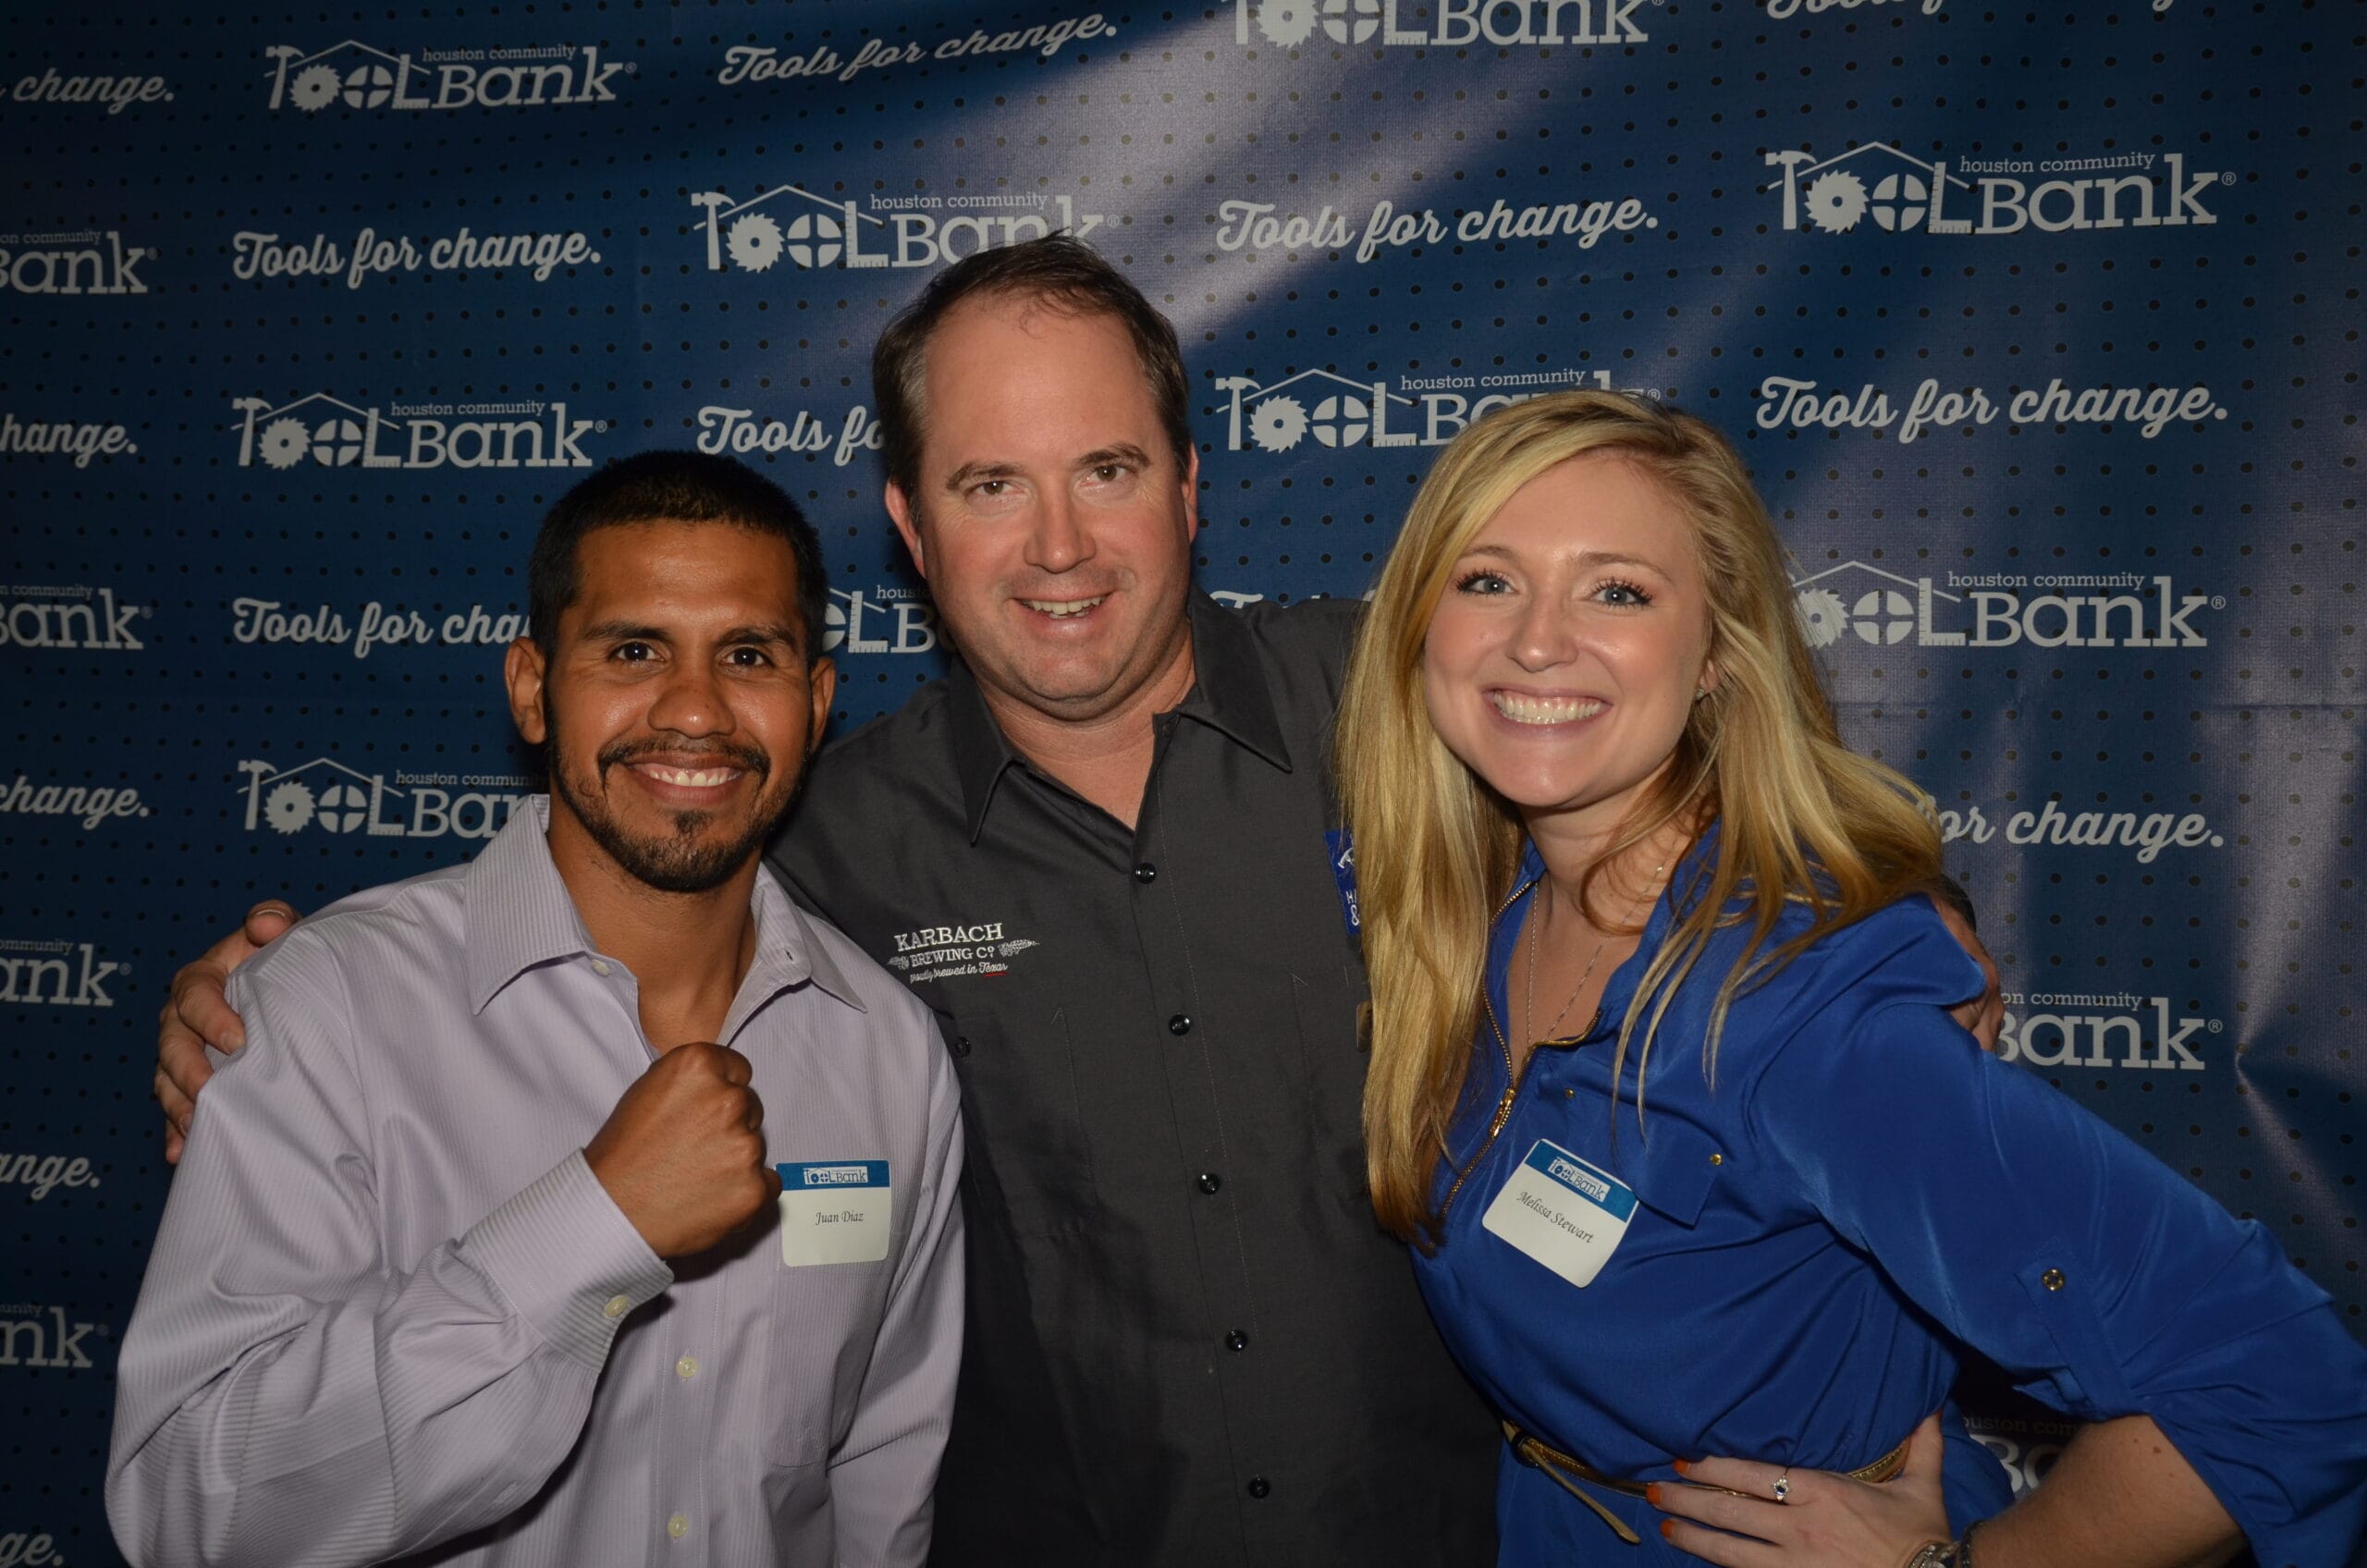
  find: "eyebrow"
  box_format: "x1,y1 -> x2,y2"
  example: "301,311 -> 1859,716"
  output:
940,443 -> 1156,495
1460,545 -> 1674,577
577,619 -> 804,650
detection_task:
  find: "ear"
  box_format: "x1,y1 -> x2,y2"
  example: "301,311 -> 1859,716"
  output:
1696,655 -> 1721,700
1177,445 -> 1201,543
506,637 -> 549,744
803,655 -> 839,759
885,482 -> 926,580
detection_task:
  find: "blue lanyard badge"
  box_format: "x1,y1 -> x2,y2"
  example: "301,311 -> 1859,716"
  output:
1481,1139 -> 1637,1289
1323,828 -> 1361,937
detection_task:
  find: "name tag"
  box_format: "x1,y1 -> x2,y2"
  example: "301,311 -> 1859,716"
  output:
1324,828 -> 1361,937
1480,1139 -> 1636,1289
776,1160 -> 892,1267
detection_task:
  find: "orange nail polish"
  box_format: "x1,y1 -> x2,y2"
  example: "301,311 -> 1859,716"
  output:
1660,1520 -> 1676,1541
1671,1458 -> 1690,1476
1645,1483 -> 1662,1507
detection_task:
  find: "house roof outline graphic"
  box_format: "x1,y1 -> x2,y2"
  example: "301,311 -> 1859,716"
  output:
238,756 -> 400,795
246,393 -> 405,429
696,184 -> 889,229
1774,141 -> 1974,194
1794,559 -> 1961,605
1233,368 -> 1416,410
270,41 -> 406,77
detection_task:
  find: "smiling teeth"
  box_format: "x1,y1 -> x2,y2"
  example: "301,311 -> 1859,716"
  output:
1491,692 -> 1605,726
643,766 -> 737,787
1020,595 -> 1105,619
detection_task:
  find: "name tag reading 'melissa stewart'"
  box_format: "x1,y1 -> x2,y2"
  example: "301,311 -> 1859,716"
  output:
1481,1139 -> 1636,1289
777,1160 -> 892,1268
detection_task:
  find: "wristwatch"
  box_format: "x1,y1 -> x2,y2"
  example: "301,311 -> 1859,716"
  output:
1901,1544 -> 1961,1568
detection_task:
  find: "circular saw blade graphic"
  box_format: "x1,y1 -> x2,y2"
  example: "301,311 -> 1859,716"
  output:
1249,396 -> 1309,452
1804,170 -> 1870,234
1795,587 -> 1849,648
1257,0 -> 1318,46
258,416 -> 312,470
726,212 -> 786,273
289,64 -> 341,113
264,779 -> 315,834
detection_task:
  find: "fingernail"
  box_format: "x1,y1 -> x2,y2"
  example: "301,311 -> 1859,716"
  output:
1671,1458 -> 1690,1476
1660,1520 -> 1675,1541
1645,1483 -> 1662,1507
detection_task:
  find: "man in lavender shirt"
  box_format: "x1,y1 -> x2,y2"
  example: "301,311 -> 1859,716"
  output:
105,452 -> 964,1568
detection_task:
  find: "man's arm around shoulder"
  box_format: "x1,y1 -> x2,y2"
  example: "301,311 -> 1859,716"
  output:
105,929 -> 671,1568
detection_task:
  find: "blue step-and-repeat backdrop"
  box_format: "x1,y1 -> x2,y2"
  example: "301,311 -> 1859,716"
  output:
4,1 -> 2359,1562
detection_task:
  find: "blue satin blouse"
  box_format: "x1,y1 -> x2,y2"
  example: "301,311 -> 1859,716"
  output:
1411,835 -> 2367,1567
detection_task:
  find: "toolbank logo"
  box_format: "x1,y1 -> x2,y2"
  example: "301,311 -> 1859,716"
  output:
0,939 -> 122,1009
1765,141 -> 2231,237
231,393 -> 605,471
237,758 -> 534,841
1993,989 -> 2218,1072
264,41 -> 631,113
825,588 -> 940,655
1792,561 -> 2219,652
691,184 -> 1110,276
1227,0 -> 1650,51
1219,367 -> 1637,454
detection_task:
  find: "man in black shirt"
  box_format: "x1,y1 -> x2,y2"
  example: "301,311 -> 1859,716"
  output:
155,238 -> 1502,1566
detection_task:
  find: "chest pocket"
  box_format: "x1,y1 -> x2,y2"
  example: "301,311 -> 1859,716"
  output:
1611,1111 -> 1726,1231
945,1008 -> 1096,1243
761,1240 -> 896,1466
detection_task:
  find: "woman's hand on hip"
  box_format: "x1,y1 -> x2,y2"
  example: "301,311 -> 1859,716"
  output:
1649,1412 -> 1950,1568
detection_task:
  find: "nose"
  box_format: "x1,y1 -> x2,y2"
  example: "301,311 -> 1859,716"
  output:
1024,488 -> 1094,575
1510,591 -> 1580,672
645,655 -> 735,739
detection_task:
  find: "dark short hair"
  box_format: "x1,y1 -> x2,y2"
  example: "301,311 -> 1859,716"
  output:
527,450 -> 828,656
1930,872 -> 1978,932
870,234 -> 1193,502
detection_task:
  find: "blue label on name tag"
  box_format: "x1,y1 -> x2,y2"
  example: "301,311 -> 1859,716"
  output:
778,1160 -> 889,1191
1323,828 -> 1361,937
1523,1143 -> 1637,1222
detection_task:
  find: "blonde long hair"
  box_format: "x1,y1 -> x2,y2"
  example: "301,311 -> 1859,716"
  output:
1337,391 -> 1944,1244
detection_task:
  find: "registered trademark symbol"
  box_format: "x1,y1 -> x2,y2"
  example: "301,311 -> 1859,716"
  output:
2210,596 -> 2226,609
2207,1019 -> 2224,1033
624,62 -> 639,73
2218,171 -> 2236,185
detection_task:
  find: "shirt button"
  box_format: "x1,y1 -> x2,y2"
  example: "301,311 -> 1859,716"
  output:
1245,1476 -> 1271,1500
667,1513 -> 688,1540
952,1035 -> 973,1059
676,1354 -> 699,1379
1196,1171 -> 1222,1194
591,959 -> 612,976
1134,863 -> 1158,884
2042,1268 -> 2067,1292
603,1294 -> 631,1318
1168,1013 -> 1192,1035
1226,1329 -> 1248,1352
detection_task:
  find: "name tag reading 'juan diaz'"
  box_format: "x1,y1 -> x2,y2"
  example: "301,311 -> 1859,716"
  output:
776,1160 -> 892,1268
1481,1139 -> 1637,1289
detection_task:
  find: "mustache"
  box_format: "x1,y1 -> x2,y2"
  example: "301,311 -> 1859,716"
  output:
595,737 -> 772,780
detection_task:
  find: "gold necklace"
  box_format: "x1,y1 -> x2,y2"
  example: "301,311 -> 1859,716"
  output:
1522,858 -> 1666,1047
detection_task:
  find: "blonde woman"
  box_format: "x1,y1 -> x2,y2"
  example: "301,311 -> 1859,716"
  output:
1336,391 -> 2367,1568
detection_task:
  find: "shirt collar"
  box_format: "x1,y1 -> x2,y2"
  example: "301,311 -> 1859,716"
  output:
947,590 -> 1295,842
464,795 -> 868,1022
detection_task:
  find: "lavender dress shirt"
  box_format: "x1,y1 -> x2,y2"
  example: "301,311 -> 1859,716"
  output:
105,796 -> 964,1568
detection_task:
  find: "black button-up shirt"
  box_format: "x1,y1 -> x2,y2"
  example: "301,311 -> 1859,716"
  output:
772,593 -> 1499,1568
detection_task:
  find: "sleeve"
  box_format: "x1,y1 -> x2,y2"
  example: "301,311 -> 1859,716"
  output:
825,1005 -> 967,1567
104,940 -> 673,1568
1745,932 -> 2367,1568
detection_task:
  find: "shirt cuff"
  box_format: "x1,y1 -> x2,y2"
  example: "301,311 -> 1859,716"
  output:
460,1150 -> 673,1370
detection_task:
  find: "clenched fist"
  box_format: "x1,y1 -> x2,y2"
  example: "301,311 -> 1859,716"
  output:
584,1042 -> 779,1259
